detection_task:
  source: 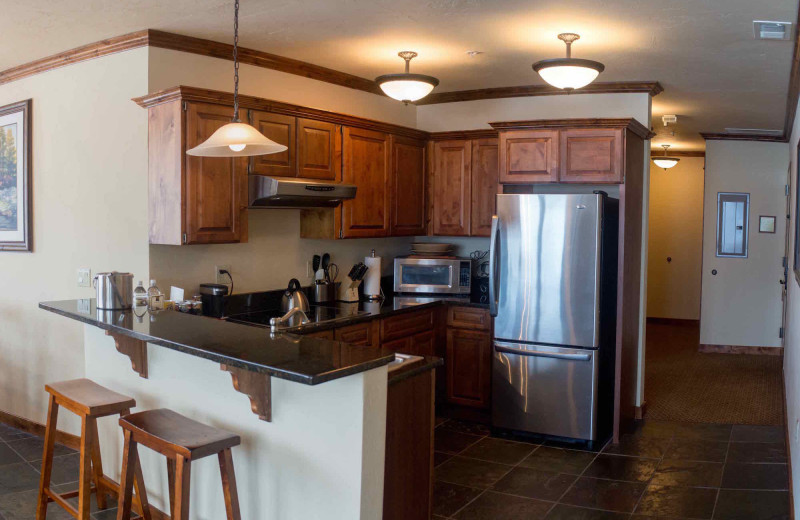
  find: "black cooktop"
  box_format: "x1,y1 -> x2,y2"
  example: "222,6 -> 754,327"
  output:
226,305 -> 369,329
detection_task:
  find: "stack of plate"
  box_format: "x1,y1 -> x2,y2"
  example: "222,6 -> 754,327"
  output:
411,242 -> 454,256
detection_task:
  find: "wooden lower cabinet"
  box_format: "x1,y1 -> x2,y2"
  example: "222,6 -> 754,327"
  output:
334,321 -> 378,347
445,328 -> 492,409
384,368 -> 435,520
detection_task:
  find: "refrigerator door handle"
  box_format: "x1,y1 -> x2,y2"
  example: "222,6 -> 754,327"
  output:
494,344 -> 592,362
489,215 -> 500,317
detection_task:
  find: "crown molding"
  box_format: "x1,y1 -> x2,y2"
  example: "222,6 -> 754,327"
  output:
490,117 -> 655,140
428,129 -> 498,141
700,132 -> 788,143
415,81 -> 663,106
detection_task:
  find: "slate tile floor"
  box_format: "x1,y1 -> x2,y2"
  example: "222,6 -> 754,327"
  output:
0,423 -> 140,520
434,419 -> 791,519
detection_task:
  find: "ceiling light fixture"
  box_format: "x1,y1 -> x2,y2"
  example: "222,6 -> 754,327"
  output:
652,145 -> 680,170
533,33 -> 605,90
375,51 -> 440,104
187,0 -> 288,157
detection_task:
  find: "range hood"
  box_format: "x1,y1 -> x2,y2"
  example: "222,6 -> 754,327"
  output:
248,176 -> 357,208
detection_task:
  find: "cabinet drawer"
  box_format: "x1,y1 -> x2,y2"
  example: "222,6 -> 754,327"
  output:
381,309 -> 435,342
447,306 -> 490,331
335,321 -> 378,347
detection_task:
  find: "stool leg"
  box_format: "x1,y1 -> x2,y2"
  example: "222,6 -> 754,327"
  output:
166,457 -> 176,519
88,418 -> 107,509
77,416 -> 92,520
35,394 -> 59,520
117,429 -> 136,520
132,450 -> 153,520
218,448 -> 241,520
173,454 -> 192,520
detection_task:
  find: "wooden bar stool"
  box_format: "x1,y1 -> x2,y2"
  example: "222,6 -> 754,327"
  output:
117,408 -> 242,520
36,378 -> 138,520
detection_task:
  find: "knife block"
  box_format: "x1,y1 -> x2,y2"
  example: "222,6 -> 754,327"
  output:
338,282 -> 361,302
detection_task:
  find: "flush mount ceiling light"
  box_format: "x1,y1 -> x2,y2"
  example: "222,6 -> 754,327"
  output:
652,145 -> 680,170
532,33 -> 605,90
375,51 -> 440,104
187,0 -> 287,157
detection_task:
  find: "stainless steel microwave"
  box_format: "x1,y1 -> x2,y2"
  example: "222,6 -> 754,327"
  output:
393,256 -> 472,295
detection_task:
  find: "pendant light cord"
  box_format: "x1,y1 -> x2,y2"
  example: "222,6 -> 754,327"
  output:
232,0 -> 240,123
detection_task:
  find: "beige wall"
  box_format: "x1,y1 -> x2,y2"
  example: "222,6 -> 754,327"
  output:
0,48 -> 150,434
647,157 -> 705,320
700,140 -> 788,347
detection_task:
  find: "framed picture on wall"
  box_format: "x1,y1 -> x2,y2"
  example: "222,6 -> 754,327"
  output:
0,99 -> 32,252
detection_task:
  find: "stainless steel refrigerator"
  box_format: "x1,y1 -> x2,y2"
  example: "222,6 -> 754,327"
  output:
489,192 -> 618,442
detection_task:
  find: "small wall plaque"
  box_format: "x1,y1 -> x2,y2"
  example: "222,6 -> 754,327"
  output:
759,215 -> 776,234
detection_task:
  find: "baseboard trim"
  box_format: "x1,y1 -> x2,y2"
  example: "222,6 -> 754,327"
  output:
698,344 -> 784,356
0,409 -> 81,451
783,368 -> 795,520
646,318 -> 700,325
635,401 -> 647,421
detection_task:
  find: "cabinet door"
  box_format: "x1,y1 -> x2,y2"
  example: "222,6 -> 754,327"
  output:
446,328 -> 492,408
341,127 -> 390,238
411,330 -> 435,357
390,136 -> 427,236
249,111 -> 295,177
470,138 -> 499,237
297,118 -> 339,180
432,140 -> 471,236
185,102 -> 248,244
560,128 -> 624,183
498,130 -> 558,184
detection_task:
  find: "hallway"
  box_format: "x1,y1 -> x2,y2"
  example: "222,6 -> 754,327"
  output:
644,320 -> 784,425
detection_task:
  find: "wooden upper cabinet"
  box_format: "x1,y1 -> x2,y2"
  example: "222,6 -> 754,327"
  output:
341,126 -> 390,238
249,111 -> 295,177
390,136 -> 427,236
297,118 -> 339,180
432,140 -> 471,236
470,138 -> 499,237
560,128 -> 624,183
184,102 -> 248,244
499,130 -> 558,184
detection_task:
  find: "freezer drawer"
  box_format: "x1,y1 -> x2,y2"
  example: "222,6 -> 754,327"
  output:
492,341 -> 599,440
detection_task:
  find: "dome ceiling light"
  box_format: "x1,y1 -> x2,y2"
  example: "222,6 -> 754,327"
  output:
375,51 -> 440,104
532,33 -> 605,90
652,144 -> 680,170
187,0 -> 288,157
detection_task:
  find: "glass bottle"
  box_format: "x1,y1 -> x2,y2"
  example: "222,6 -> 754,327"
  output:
147,279 -> 163,311
133,281 -> 148,308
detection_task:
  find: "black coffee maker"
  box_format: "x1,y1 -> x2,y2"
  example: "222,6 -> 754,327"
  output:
200,283 -> 229,318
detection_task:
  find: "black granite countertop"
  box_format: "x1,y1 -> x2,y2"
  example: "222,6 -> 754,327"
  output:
275,294 -> 489,335
39,299 -> 397,385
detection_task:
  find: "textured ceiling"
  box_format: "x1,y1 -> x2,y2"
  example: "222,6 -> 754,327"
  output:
2,0 -> 798,150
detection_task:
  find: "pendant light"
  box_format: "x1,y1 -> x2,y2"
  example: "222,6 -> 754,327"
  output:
652,145 -> 680,170
532,33 -> 605,90
375,51 -> 440,104
187,0 -> 287,157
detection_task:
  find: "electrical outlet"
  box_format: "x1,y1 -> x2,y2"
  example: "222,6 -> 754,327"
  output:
795,419 -> 799,443
77,268 -> 91,287
215,264 -> 231,284
307,260 -> 314,279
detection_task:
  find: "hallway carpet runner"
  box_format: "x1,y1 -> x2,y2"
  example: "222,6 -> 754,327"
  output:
644,320 -> 784,425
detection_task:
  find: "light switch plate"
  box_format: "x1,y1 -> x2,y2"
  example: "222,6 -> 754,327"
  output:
77,268 -> 91,287
215,265 -> 231,284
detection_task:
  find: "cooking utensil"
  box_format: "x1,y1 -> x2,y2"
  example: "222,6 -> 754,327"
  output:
312,255 -> 321,274
280,278 -> 310,313
93,272 -> 134,310
321,253 -> 331,281
327,263 -> 339,283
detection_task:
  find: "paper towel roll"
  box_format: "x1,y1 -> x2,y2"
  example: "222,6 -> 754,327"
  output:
363,254 -> 382,299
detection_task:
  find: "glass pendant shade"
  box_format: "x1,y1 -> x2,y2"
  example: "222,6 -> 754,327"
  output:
187,122 -> 288,157
376,51 -> 439,103
533,33 -> 604,90
652,157 -> 679,169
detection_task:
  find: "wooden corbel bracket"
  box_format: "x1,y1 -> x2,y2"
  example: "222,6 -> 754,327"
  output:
221,365 -> 272,422
105,331 -> 148,379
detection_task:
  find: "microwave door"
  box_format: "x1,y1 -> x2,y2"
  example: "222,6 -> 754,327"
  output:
398,262 -> 453,293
